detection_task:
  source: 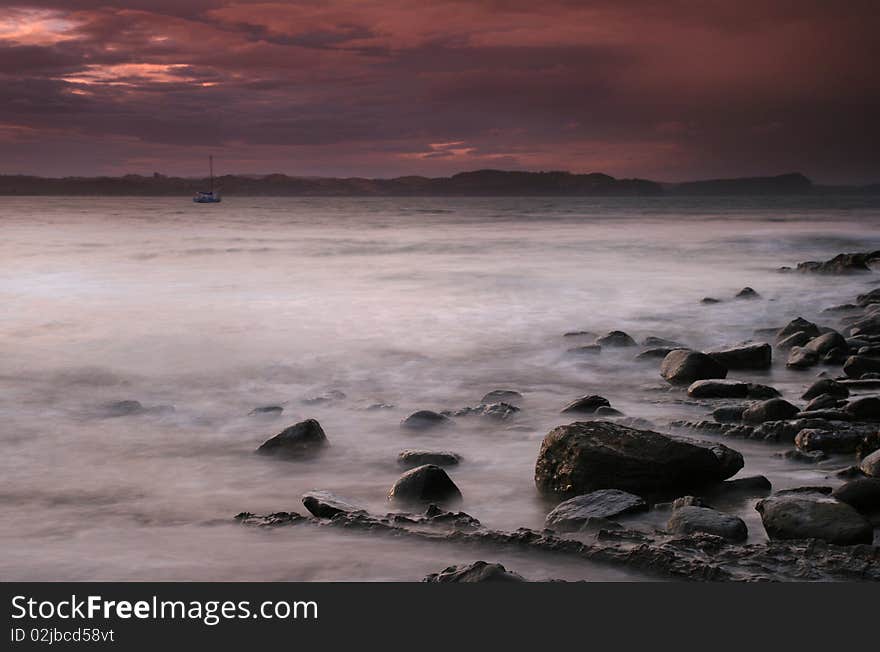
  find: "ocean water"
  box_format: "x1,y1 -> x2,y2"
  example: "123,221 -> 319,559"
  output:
1,195 -> 878,581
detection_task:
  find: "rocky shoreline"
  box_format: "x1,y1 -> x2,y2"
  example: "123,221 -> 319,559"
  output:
233,250 -> 880,581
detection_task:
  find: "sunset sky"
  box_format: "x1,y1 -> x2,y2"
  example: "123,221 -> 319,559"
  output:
1,1 -> 878,182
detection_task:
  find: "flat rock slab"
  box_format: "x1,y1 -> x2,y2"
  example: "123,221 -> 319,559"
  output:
545,489 -> 647,531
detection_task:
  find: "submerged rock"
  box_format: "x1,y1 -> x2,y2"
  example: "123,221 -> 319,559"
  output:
301,390 -> 346,405
802,378 -> 849,400
796,252 -> 876,275
635,346 -> 684,360
787,346 -> 819,369
388,464 -> 462,504
480,389 -> 523,405
596,330 -> 637,347
544,489 -> 647,531
103,400 -> 144,417
795,428 -> 865,454
534,421 -> 740,497
857,287 -> 880,306
660,350 -> 727,385
708,343 -> 771,370
451,402 -> 520,420
713,405 -> 747,422
397,449 -> 461,468
701,297 -> 721,304
755,493 -> 874,545
668,505 -> 748,542
742,398 -> 800,424
424,561 -> 526,583
567,344 -> 601,355
257,419 -> 328,458
249,405 -> 283,416
401,410 -> 452,431
735,287 -> 760,299
301,491 -> 362,518
642,336 -> 683,348
561,394 -> 611,414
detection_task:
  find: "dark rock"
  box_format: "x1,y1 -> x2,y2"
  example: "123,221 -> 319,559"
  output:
804,393 -> 843,412
397,449 -> 462,468
776,317 -> 820,343
249,405 -> 283,416
534,421 -> 741,497
103,400 -> 144,417
711,475 -> 772,496
595,405 -> 624,417
802,378 -> 849,400
832,478 -> 880,514
746,383 -> 781,399
301,491 -> 362,518
775,486 -> 833,496
596,330 -> 637,347
858,345 -> 880,356
642,336 -> 683,348
776,331 -> 814,350
567,344 -> 601,355
797,253 -> 874,275
635,347 -> 683,360
561,394 -> 611,414
424,561 -> 526,583
388,464 -> 462,504
480,389 -> 523,405
835,465 -> 865,479
857,287 -> 880,307
660,350 -> 728,385
366,403 -> 395,411
544,489 -> 647,531
401,410 -> 452,430
844,355 -> 880,378
823,304 -> 860,313
844,396 -> 880,420
804,331 -> 848,357
687,379 -> 751,399
563,330 -> 598,338
780,449 -> 827,463
671,495 -> 708,509
794,409 -> 852,421
701,297 -> 721,304
795,428 -> 865,454
755,494 -> 874,545
668,506 -> 748,541
735,287 -> 760,299
256,419 -> 328,458
689,440 -> 745,479
787,346 -> 819,369
860,450 -> 880,477
742,398 -> 800,424
713,405 -> 747,422
708,343 -> 771,370
452,402 -> 520,420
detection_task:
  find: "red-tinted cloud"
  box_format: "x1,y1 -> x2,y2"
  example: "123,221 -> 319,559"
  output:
0,0 -> 877,182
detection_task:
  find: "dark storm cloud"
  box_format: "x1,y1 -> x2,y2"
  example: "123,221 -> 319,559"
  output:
0,0 -> 878,181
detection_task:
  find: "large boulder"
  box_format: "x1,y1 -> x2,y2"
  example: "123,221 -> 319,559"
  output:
667,505 -> 748,541
742,399 -> 800,424
776,317 -> 820,343
388,464 -> 461,504
256,419 -> 328,457
831,478 -> 880,514
802,378 -> 849,400
844,356 -> 880,378
844,396 -> 880,420
755,493 -> 874,545
860,449 -> 880,477
424,561 -> 525,583
401,410 -> 452,431
596,330 -> 637,347
708,343 -> 771,370
787,346 -> 819,369
301,491 -> 362,518
544,489 -> 646,531
534,421 -> 740,496
660,350 -> 727,385
804,330 -> 848,356
561,394 -> 611,414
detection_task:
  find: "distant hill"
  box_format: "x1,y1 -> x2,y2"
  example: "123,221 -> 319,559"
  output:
0,169 -> 876,197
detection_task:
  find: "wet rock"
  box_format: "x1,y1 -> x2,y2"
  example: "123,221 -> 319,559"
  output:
301,491 -> 362,518
567,344 -> 601,355
249,405 -> 283,416
660,350 -> 728,385
544,489 -> 647,531
563,330 -> 598,338
804,330 -> 849,357
776,317 -> 820,343
635,347 -> 683,360
388,464 -> 462,504
103,400 -> 144,417
561,394 -> 611,414
596,330 -> 637,347
401,410 -> 452,431
366,403 -> 395,411
480,389 -> 523,405
451,402 -> 520,420
802,378 -> 849,400
844,396 -> 880,420
797,252 -> 876,275
711,475 -> 772,496
831,478 -> 880,514
860,450 -> 880,477
671,495 -> 708,509
643,336 -> 684,348
746,383 -> 782,399
713,405 -> 747,422
835,465 -> 865,479
794,409 -> 852,421
857,287 -> 880,307
708,343 -> 771,370
687,379 -> 749,399
844,356 -> 880,379
735,287 -> 760,299
689,440 -> 745,479
256,419 -> 328,458
668,505 -> 748,542
794,428 -> 865,454
824,304 -> 860,313
804,394 -> 842,412
595,405 -> 624,417
755,494 -> 874,545
701,297 -> 721,304
534,421 -> 740,497
302,390 -> 346,405
424,561 -> 526,583
787,346 -> 819,369
742,398 -> 800,424
776,331 -> 814,350
397,449 -> 462,468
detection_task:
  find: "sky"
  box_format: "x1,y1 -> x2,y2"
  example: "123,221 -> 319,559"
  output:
0,1 -> 878,182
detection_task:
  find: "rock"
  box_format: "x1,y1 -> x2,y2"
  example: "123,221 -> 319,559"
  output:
844,396 -> 880,420
824,304 -> 860,313
671,495 -> 707,509
596,330 -> 637,347
366,403 -> 395,411
713,405 -> 747,422
103,400 -> 144,417
480,389 -> 522,405
388,464 -> 462,504
711,475 -> 772,496
687,379 -> 749,399
795,409 -> 852,421
668,506 -> 748,541
301,491 -> 362,518
776,331 -> 814,350
690,440 -> 745,479
797,252 -> 876,275
563,330 -> 598,338
701,297 -> 721,304
781,449 -> 828,463
795,428 -> 865,454
452,402 -> 520,420
397,449 -> 461,468
777,317 -> 820,343
708,343 -> 771,370
755,494 -> 874,545
256,419 -> 328,457
660,350 -> 727,385
401,410 -> 452,431
561,394 -> 611,414
635,347 -> 683,360
835,465 -> 865,479
544,489 -> 647,531
832,478 -> 880,514
860,450 -> 880,477
567,344 -> 601,355
804,393 -> 843,412
844,355 -> 880,378
742,399 -> 800,424
302,390 -> 346,405
857,287 -> 880,307
787,346 -> 819,369
594,405 -> 623,417
804,331 -> 849,357
424,561 -> 526,583
642,336 -> 683,348
735,287 -> 760,299
802,378 -> 849,400
534,421 -> 740,496
249,405 -> 283,416
746,383 -> 781,399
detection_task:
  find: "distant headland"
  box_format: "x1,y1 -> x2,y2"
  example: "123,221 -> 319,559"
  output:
0,170 -> 877,197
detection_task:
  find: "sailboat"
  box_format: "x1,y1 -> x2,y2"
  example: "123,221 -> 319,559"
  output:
193,155 -> 222,203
